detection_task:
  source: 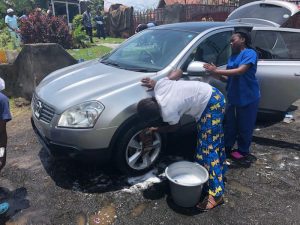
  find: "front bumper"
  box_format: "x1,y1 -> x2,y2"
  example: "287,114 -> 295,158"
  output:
31,117 -> 116,161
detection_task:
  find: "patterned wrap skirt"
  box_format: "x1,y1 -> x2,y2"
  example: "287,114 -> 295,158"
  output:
195,87 -> 227,197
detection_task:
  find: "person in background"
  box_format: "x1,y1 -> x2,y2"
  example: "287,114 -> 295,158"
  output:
137,69 -> 227,210
135,23 -> 148,33
46,9 -> 53,18
146,22 -> 156,28
82,6 -> 94,43
135,22 -> 157,33
94,9 -> 106,40
19,10 -> 28,21
5,8 -> 21,49
204,29 -> 260,166
0,77 -> 12,216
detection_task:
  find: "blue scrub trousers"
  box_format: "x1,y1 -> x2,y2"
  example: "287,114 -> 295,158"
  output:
224,99 -> 259,155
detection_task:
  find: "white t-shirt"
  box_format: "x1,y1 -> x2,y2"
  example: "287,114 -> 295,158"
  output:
154,78 -> 212,125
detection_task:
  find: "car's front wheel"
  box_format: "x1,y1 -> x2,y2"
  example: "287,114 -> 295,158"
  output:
114,122 -> 165,175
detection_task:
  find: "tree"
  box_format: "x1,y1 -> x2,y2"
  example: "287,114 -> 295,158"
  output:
89,0 -> 104,12
4,0 -> 35,13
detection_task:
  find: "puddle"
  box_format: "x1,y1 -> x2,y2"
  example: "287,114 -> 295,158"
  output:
0,187 -> 30,223
5,210 -> 51,225
130,203 -> 148,217
76,212 -> 87,225
6,216 -> 29,225
89,204 -> 116,225
229,180 -> 253,195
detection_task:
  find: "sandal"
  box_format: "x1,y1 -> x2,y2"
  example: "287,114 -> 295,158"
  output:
230,151 -> 245,160
0,202 -> 9,215
230,151 -> 252,167
196,195 -> 224,211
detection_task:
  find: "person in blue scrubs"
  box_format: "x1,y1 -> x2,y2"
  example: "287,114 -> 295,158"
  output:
204,29 -> 260,165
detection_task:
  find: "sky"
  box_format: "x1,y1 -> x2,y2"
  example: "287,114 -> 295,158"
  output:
104,0 -> 160,11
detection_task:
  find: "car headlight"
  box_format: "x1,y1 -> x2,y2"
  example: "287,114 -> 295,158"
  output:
58,101 -> 105,128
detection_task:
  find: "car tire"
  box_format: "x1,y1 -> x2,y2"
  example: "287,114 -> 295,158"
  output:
114,122 -> 166,175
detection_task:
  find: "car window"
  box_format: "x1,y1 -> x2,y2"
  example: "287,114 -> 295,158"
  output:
182,31 -> 232,71
102,29 -> 197,72
253,30 -> 300,60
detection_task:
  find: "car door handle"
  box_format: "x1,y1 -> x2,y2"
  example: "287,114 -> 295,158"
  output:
295,73 -> 300,76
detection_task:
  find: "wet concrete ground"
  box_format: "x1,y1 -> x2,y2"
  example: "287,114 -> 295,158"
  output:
0,102 -> 299,225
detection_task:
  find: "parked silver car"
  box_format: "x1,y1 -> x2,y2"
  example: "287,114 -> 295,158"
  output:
32,0 -> 300,174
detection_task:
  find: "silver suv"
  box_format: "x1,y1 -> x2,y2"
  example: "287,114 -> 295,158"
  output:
32,0 -> 300,174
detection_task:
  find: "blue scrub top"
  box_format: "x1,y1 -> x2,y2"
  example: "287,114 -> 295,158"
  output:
0,92 -> 12,121
226,48 -> 260,106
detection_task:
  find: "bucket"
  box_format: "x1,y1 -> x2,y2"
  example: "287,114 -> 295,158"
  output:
165,161 -> 209,207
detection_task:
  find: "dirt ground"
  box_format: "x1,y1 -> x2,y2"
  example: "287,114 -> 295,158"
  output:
0,101 -> 299,225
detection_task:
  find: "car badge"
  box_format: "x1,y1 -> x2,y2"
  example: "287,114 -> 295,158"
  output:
34,100 -> 43,119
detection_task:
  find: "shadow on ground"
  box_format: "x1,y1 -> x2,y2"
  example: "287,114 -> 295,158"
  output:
38,132 -> 197,195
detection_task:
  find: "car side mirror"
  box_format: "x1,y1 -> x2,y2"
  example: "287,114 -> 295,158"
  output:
187,61 -> 208,76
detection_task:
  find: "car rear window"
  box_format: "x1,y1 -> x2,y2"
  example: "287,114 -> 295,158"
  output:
253,30 -> 300,60
227,3 -> 292,25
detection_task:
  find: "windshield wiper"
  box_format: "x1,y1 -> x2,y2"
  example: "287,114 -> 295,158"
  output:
126,67 -> 158,72
101,60 -> 122,68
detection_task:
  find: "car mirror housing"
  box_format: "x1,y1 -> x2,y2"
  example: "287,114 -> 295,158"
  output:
187,61 -> 208,76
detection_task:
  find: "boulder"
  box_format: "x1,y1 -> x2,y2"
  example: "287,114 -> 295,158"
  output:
0,43 -> 77,100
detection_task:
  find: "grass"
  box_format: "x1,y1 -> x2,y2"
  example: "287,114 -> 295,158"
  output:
1,36 -> 125,61
67,37 -> 125,61
67,45 -> 112,61
9,98 -> 30,117
94,37 -> 125,44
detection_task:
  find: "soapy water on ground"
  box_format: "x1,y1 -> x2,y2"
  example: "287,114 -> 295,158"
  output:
121,156 -> 185,194
122,169 -> 163,194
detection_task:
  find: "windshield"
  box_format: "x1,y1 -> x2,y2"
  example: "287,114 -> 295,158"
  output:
101,29 -> 197,72
227,3 -> 292,25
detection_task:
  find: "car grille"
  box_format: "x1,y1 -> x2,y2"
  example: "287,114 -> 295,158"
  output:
32,95 -> 55,123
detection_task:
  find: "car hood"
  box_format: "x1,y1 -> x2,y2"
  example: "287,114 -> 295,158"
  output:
35,60 -> 155,113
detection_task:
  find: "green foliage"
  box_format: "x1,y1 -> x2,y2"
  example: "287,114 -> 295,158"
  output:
89,0 -> 104,14
72,14 -> 83,29
72,15 -> 89,48
0,19 -> 5,30
0,28 -> 12,49
90,0 -> 104,11
4,0 -> 34,13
